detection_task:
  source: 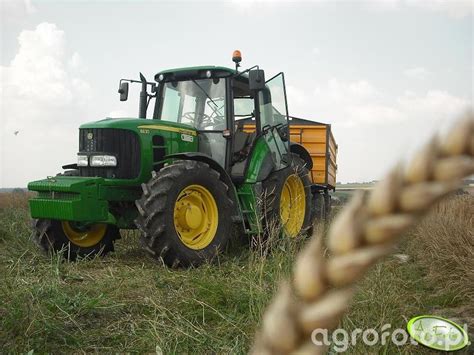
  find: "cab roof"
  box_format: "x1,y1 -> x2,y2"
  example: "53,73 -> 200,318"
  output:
154,65 -> 250,89
156,66 -> 236,76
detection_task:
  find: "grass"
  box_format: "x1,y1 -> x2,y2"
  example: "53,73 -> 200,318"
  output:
0,191 -> 473,353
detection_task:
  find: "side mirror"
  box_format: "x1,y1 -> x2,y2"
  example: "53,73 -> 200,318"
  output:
118,82 -> 129,101
249,69 -> 265,91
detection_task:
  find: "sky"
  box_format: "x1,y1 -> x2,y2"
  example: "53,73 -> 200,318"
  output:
0,0 -> 472,187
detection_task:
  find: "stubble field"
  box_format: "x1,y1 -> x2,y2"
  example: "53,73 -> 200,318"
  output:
0,191 -> 472,353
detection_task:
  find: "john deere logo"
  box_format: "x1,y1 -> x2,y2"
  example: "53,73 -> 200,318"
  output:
87,132 -> 93,140
407,315 -> 469,351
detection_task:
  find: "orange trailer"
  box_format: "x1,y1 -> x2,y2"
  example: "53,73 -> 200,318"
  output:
287,117 -> 337,189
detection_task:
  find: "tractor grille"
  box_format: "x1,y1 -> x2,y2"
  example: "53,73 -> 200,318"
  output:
37,191 -> 80,201
78,128 -> 141,179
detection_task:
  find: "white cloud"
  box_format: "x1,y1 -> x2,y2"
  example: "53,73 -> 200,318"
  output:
1,23 -> 92,187
397,89 -> 469,121
1,0 -> 36,15
229,0 -> 473,18
406,0 -> 473,18
68,52 -> 87,74
305,78 -> 470,182
364,0 -> 401,12
24,0 -> 36,14
0,0 -> 36,25
326,79 -> 380,102
368,0 -> 474,18
310,78 -> 395,126
2,23 -> 90,107
230,0 -> 330,10
403,66 -> 431,79
311,78 -> 469,127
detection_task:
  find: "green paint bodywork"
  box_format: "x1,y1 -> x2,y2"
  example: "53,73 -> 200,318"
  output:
236,183 -> 260,234
28,118 -> 200,228
236,132 -> 289,233
242,138 -> 271,183
29,176 -> 109,222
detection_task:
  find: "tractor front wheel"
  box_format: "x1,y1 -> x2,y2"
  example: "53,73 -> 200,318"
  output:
135,160 -> 235,267
32,219 -> 119,260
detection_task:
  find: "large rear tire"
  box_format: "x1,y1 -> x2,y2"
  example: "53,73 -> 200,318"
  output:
262,154 -> 312,237
32,219 -> 119,260
135,160 -> 235,267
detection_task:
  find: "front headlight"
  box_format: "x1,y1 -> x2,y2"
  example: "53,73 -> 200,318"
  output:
90,155 -> 117,167
77,155 -> 88,167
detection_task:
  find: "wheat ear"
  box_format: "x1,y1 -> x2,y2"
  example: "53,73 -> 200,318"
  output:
252,111 -> 474,354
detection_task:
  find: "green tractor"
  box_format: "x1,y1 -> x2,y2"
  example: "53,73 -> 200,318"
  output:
28,52 -> 315,266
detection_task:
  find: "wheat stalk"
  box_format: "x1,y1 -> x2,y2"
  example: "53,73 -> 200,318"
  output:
252,111 -> 474,354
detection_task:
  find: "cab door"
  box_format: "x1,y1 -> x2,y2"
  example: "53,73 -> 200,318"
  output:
258,72 -> 291,170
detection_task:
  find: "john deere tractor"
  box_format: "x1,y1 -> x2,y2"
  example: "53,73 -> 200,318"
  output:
28,52 -> 315,266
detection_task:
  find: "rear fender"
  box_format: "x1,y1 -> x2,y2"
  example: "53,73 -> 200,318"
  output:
289,142 -> 313,170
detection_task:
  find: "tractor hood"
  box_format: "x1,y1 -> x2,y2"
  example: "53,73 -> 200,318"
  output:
80,117 -> 197,136
73,117 -> 198,183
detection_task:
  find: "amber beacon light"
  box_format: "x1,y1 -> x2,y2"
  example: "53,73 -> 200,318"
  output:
232,50 -> 242,70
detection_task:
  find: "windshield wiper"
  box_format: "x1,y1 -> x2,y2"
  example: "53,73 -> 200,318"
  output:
191,79 -> 219,111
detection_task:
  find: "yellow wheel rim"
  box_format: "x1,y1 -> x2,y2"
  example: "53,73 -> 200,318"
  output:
280,174 -> 306,237
173,184 -> 218,250
61,221 -> 107,248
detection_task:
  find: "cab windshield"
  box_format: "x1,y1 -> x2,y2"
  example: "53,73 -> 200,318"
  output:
154,78 -> 226,130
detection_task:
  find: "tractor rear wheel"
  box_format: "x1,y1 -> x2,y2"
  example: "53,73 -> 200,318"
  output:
135,160 -> 235,267
262,154 -> 312,237
32,219 -> 119,260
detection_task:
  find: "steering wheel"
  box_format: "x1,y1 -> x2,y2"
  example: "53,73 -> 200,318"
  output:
182,112 -> 223,129
182,111 -> 196,124
199,113 -> 214,128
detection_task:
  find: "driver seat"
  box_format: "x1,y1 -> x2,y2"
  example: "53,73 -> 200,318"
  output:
231,126 -> 256,182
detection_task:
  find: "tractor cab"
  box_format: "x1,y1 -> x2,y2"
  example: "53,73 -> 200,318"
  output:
122,58 -> 293,185
116,49 -> 293,182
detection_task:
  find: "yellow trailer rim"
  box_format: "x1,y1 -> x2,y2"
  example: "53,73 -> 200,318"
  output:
61,221 -> 107,248
280,174 -> 306,237
173,184 -> 218,250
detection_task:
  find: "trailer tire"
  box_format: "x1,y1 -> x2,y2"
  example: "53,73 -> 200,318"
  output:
324,191 -> 331,218
312,192 -> 330,221
135,160 -> 235,267
262,154 -> 312,237
32,219 -> 119,260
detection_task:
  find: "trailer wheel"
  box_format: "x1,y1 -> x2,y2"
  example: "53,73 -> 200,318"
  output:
324,190 -> 332,218
135,160 -> 235,267
312,191 -> 331,221
32,219 -> 119,260
262,154 -> 312,237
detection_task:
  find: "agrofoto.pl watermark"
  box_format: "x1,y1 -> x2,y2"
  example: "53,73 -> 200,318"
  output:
311,316 -> 470,352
